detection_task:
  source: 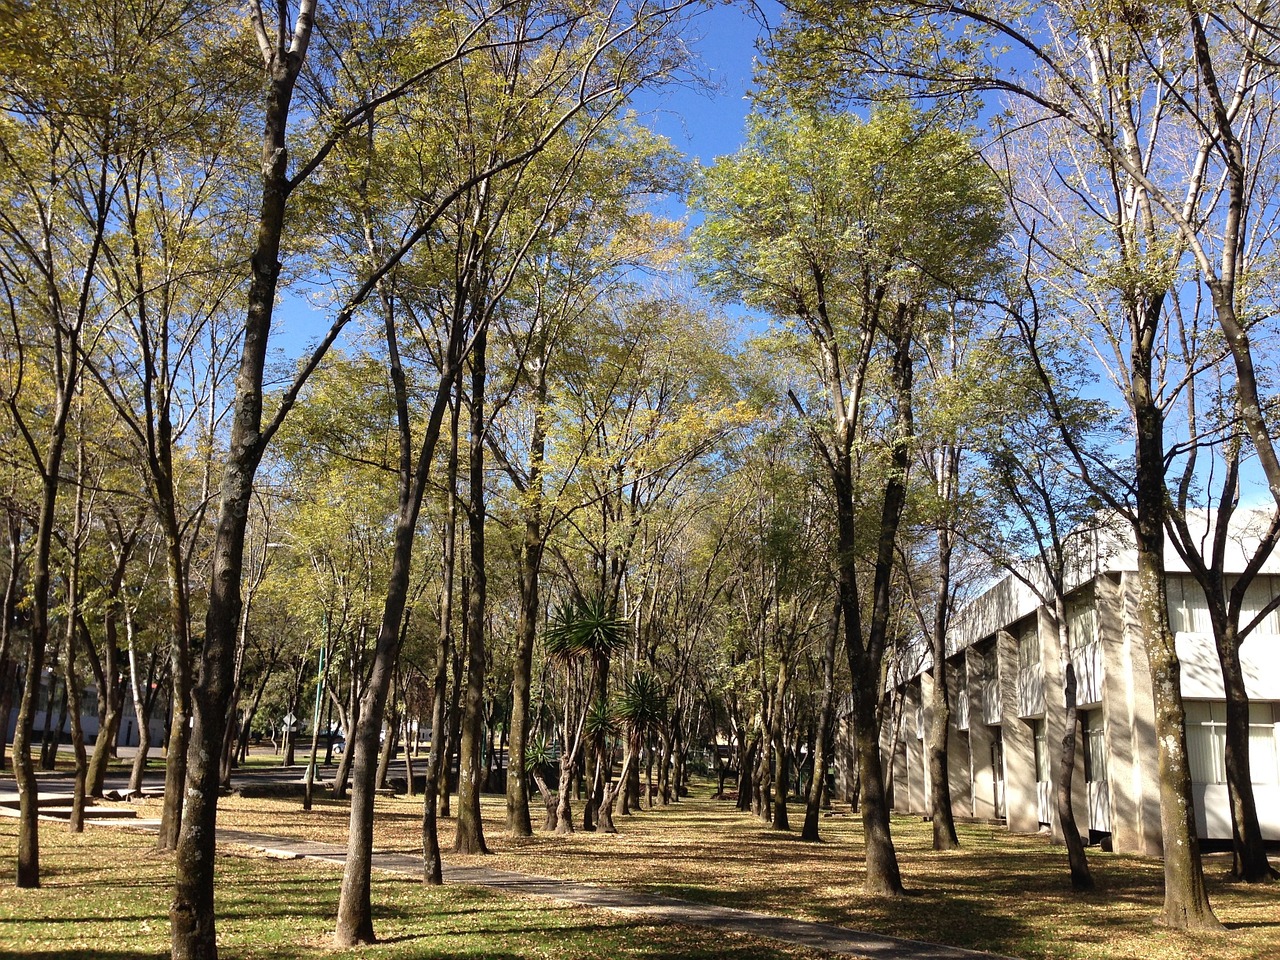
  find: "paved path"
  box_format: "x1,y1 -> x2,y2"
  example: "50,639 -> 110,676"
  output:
135,824 -> 1018,960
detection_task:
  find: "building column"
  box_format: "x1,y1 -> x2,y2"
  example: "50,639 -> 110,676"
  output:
947,655 -> 973,818
1000,626 -> 1038,834
966,644 -> 996,819
1102,573 -> 1162,855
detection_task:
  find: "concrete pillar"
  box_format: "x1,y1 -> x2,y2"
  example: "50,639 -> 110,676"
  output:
947,655 -> 973,818
834,712 -> 858,804
966,644 -> 997,819
1039,605 -> 1066,840
907,679 -> 927,813
1104,573 -> 1163,855
1000,626 -> 1038,834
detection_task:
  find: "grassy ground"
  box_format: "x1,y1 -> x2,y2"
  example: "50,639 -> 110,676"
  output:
7,773 -> 1279,960
0,820 -> 824,960
197,786 -> 1280,960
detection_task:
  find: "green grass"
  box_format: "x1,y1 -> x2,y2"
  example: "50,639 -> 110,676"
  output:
203,788 -> 1280,960
7,780 -> 1280,960
0,821 -> 825,959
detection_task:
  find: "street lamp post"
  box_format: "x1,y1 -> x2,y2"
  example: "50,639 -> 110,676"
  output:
302,637 -> 327,810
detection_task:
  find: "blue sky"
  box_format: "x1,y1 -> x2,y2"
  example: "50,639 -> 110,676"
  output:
274,4 -> 777,362
632,2 -> 775,167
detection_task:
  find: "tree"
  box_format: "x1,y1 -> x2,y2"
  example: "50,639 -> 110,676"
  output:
692,106 -> 1005,894
968,330 -> 1121,891
771,0 -> 1280,921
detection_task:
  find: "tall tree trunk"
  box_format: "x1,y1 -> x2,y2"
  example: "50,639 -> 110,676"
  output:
928,466 -> 960,851
555,754 -> 576,834
334,295 -> 466,946
506,378 -> 545,836
170,16 -> 315,951
0,512 -> 22,773
1056,643 -> 1093,891
454,326 -> 489,855
736,733 -> 758,812
14,429 -> 71,887
155,495 -> 194,851
64,446 -> 88,832
771,719 -> 789,830
331,678 -> 359,799
803,602 -> 840,842
40,669 -> 66,770
1132,346 -> 1220,930
126,610 -> 156,797
1217,627 -> 1276,881
376,708 -> 398,791
423,390 -> 460,884
65,625 -> 88,833
833,324 -> 912,898
88,535 -> 131,797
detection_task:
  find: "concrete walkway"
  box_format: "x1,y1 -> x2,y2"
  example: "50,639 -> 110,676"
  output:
137,823 -> 1019,960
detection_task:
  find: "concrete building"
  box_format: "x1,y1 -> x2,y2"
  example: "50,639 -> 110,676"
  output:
882,521 -> 1280,855
5,673 -> 168,750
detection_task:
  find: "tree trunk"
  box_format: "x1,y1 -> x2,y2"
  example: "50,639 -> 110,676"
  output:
170,27 -> 315,951
736,734 -> 758,812
506,356 -> 545,838
1217,626 -> 1276,881
334,292 -> 466,945
928,499 -> 959,851
331,679 -> 358,799
771,722 -> 790,831
1132,352 -> 1221,930
65,631 -> 88,833
126,621 -> 156,797
453,326 -> 489,856
832,323 -> 912,897
1056,650 -> 1093,891
803,602 -> 840,842
376,713 -> 398,791
422,391 -> 460,885
555,754 -> 576,834
155,510 -> 193,853
41,674 -> 67,770
87,531 -> 131,796
532,770 -> 558,830
507,526 -> 541,837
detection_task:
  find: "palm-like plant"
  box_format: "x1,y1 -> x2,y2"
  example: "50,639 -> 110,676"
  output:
543,594 -> 631,665
616,672 -> 666,736
541,594 -> 630,833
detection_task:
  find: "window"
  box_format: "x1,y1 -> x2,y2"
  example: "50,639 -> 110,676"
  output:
1018,624 -> 1040,672
1186,701 -> 1280,785
1167,576 -> 1212,634
1082,711 -> 1107,783
1186,701 -> 1226,783
1066,596 -> 1097,651
983,644 -> 1000,683
1239,577 -> 1280,636
1248,702 -> 1280,785
1032,718 -> 1050,783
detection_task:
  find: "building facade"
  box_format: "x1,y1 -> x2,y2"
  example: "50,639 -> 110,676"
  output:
882,529 -> 1280,856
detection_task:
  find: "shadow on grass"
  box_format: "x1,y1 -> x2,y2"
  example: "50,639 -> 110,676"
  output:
2,952 -> 167,959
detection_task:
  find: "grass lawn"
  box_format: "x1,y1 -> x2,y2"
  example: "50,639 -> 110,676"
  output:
5,778 -> 1278,959
0,819 -> 824,960
198,785 -> 1280,960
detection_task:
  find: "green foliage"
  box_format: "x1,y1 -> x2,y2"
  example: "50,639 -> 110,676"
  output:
691,105 -> 1006,332
543,594 -> 631,663
615,671 -> 666,734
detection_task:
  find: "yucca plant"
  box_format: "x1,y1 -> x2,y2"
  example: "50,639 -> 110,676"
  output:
543,594 -> 631,665
616,672 -> 666,735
